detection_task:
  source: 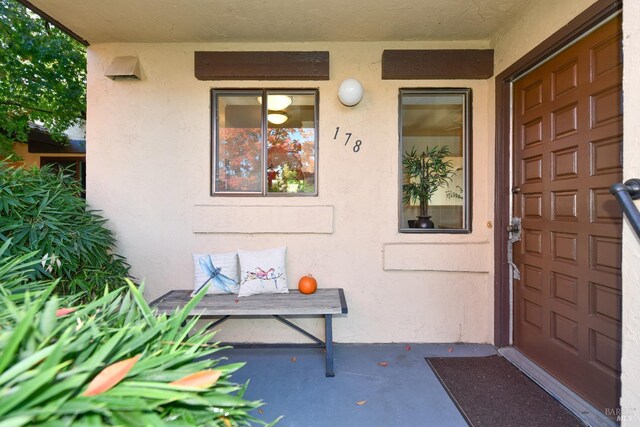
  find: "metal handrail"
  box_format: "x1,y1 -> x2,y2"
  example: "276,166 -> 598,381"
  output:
610,179 -> 640,238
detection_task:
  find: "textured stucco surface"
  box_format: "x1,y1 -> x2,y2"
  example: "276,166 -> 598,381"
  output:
86,40 -> 494,344
491,0 -> 599,75
30,0 -> 530,43
622,2 -> 640,424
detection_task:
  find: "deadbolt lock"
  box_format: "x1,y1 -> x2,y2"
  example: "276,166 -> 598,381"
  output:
507,217 -> 521,234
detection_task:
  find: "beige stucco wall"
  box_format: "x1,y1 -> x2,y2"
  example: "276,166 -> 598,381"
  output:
622,2 -> 640,423
86,39 -> 494,344
492,0 -> 599,75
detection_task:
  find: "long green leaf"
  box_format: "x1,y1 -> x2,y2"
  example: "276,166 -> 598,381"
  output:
0,363 -> 70,417
0,415 -> 33,427
112,324 -> 163,359
0,345 -> 56,386
39,296 -> 58,338
26,373 -> 86,410
126,280 -> 155,326
171,284 -> 209,328
0,302 -> 38,373
111,410 -> 167,427
84,328 -> 129,367
55,399 -> 108,416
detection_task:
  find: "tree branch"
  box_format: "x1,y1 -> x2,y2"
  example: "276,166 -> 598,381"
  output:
0,100 -> 54,114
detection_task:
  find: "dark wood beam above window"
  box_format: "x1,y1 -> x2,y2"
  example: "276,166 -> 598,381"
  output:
382,49 -> 494,80
195,51 -> 330,81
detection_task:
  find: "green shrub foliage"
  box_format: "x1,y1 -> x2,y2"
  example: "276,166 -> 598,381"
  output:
0,162 -> 130,299
0,246 -> 276,426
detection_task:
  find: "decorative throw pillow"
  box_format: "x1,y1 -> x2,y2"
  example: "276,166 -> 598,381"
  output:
192,252 -> 240,295
237,246 -> 289,297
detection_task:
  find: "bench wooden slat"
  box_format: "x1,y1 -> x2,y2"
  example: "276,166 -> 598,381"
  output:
152,288 -> 347,316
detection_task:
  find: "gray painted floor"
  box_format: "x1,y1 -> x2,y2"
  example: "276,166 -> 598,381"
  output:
219,343 -> 497,427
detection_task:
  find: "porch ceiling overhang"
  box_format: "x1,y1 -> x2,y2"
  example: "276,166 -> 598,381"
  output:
24,0 -> 529,44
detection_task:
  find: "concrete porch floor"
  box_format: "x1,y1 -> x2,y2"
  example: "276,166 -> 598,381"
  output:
219,343 -> 497,426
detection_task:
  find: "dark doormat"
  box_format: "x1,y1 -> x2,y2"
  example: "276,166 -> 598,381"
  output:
426,355 -> 585,427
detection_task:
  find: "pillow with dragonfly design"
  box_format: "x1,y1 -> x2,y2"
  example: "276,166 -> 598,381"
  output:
192,252 -> 240,295
237,246 -> 289,297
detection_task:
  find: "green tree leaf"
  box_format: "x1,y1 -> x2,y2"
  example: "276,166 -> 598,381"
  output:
0,0 -> 86,158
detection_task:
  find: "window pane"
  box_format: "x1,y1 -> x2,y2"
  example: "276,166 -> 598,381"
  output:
215,92 -> 263,192
399,90 -> 470,232
267,92 -> 316,194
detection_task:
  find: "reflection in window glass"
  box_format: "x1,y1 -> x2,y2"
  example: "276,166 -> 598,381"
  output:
212,90 -> 317,196
215,92 -> 262,192
399,89 -> 471,233
267,93 -> 316,194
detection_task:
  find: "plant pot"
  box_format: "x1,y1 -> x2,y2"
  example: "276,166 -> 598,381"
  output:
413,216 -> 434,229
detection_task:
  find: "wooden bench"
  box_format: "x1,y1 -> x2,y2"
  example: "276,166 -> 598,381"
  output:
150,288 -> 348,377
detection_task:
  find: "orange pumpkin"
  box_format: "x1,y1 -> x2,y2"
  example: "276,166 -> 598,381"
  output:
298,275 -> 317,294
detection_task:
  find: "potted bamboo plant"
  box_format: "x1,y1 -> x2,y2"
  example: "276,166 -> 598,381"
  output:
402,145 -> 457,228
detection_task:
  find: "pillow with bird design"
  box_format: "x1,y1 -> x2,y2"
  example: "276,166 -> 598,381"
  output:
237,246 -> 289,297
192,252 -> 240,295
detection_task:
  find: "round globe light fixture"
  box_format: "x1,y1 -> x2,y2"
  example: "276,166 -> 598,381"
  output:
338,78 -> 364,106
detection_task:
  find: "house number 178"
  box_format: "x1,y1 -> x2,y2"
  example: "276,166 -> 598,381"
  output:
333,127 -> 362,153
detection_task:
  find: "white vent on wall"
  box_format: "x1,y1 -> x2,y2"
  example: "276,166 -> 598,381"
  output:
105,56 -> 141,80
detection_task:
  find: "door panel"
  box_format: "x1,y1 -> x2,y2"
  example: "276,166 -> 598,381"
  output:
513,16 -> 622,412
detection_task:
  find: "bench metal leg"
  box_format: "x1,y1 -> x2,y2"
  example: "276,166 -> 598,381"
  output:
204,315 -> 231,332
273,315 -> 324,345
325,315 -> 334,377
203,313 -> 337,377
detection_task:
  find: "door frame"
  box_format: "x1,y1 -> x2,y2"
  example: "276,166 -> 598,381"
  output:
493,0 -> 622,347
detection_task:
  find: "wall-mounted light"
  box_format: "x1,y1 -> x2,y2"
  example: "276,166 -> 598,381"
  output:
258,95 -> 292,111
105,56 -> 141,80
338,78 -> 364,106
267,112 -> 288,125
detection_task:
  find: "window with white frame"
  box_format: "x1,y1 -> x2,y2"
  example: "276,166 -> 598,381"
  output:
211,89 -> 318,196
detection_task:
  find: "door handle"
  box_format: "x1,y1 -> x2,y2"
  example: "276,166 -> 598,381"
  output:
507,217 -> 522,280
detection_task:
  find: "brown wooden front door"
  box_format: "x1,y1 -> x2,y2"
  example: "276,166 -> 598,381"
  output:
512,15 -> 622,412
